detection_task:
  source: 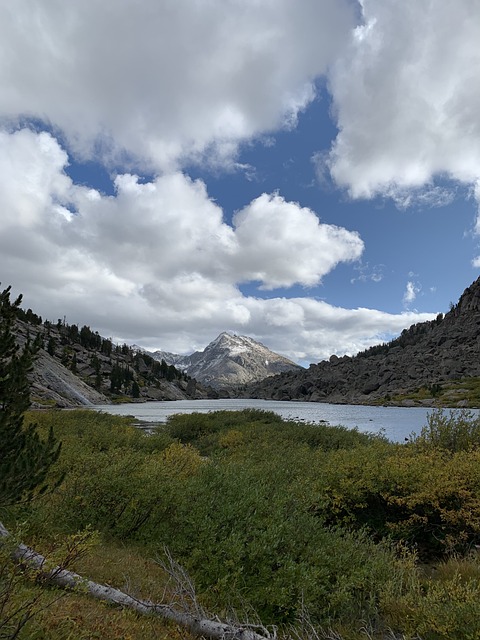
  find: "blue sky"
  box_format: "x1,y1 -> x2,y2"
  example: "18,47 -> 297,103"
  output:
1,1 -> 479,365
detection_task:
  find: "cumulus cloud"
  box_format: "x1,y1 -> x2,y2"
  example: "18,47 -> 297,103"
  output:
473,181 -> 480,236
232,193 -> 364,289
328,0 -> 480,205
2,3 -> 457,364
240,297 -> 436,364
0,0 -> 356,171
0,128 -> 436,362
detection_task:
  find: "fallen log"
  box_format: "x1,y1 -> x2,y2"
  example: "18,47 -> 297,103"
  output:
0,521 -> 272,640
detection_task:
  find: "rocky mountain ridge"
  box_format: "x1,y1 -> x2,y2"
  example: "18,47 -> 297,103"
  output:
242,277 -> 480,407
14,318 -> 213,408
150,331 -> 302,388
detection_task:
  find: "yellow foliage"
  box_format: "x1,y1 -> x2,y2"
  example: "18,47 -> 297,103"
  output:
383,570 -> 480,639
160,442 -> 204,478
217,428 -> 244,449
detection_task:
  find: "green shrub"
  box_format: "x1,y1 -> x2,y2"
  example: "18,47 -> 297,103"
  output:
412,408 -> 480,453
25,410 -> 399,626
156,459 -> 399,626
21,408 -> 480,636
304,441 -> 480,556
382,563 -> 480,639
166,409 -> 379,457
21,410 -> 175,538
165,409 -> 283,454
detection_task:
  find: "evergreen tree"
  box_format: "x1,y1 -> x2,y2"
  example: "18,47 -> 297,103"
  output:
47,336 -> 56,356
109,362 -> 123,393
0,286 -> 61,506
166,364 -> 177,382
61,346 -> 70,366
102,338 -> 112,356
132,380 -> 140,398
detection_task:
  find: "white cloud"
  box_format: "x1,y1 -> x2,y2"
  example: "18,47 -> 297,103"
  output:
0,128 -> 436,363
2,4 -> 458,365
473,180 -> 480,236
232,193 -> 364,289
350,261 -> 384,284
328,0 -> 480,204
0,0 -> 356,172
385,185 -> 456,211
472,257 -> 480,269
403,281 -> 421,308
240,297 -> 436,364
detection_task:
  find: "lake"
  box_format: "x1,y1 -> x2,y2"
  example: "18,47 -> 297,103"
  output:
90,398 -> 442,442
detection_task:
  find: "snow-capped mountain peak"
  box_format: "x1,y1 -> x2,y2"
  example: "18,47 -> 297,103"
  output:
148,332 -> 302,388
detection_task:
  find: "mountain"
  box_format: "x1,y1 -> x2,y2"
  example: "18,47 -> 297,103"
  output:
149,349 -> 188,369
151,332 -> 303,389
13,315 -> 213,408
242,277 -> 480,407
15,320 -> 108,408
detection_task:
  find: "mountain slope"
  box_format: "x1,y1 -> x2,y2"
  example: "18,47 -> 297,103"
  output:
243,277 -> 480,407
13,315 -> 212,408
152,332 -> 302,388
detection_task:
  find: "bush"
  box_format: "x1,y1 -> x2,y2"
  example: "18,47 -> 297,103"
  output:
156,459 -> 399,625
21,411 -> 175,537
22,408 -> 480,636
412,408 -> 480,453
25,410 -> 401,626
166,409 -> 379,457
304,440 -> 480,556
382,558 -> 480,639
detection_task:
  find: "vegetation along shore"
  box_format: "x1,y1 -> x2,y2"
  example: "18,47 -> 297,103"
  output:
4,280 -> 480,639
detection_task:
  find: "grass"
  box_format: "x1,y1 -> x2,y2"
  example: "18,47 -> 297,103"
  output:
375,377 -> 480,408
9,537 -> 480,640
7,408 -> 480,639
1,535 -> 194,640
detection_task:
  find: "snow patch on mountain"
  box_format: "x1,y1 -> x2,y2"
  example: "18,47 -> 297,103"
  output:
147,331 -> 302,388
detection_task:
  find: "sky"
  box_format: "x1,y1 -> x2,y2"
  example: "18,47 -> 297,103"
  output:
1,0 -> 480,366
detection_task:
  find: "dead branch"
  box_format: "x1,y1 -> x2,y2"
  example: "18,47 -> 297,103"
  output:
0,521 -> 271,640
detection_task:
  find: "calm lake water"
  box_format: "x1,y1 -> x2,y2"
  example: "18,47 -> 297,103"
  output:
90,398 -> 442,442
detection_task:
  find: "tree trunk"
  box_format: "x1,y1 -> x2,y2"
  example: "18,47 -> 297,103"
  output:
0,521 -> 271,640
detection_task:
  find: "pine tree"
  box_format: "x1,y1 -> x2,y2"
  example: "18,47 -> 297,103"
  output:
46,336 -> 56,356
132,380 -> 140,398
0,286 -> 61,506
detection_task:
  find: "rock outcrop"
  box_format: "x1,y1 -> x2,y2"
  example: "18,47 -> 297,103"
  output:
14,319 -> 212,408
242,277 -> 480,406
31,350 -> 108,407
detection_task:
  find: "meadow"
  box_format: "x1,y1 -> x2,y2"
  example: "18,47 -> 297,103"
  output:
3,408 -> 480,639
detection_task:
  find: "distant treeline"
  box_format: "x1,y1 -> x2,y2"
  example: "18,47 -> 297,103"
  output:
15,301 -> 188,399
355,312 -> 445,359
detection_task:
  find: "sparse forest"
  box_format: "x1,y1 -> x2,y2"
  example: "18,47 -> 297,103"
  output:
43,319 -> 188,396
13,299 -> 191,404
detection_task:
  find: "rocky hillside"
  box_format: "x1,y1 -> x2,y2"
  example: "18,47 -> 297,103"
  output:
14,316 -> 213,408
242,277 -> 480,407
151,331 -> 303,389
